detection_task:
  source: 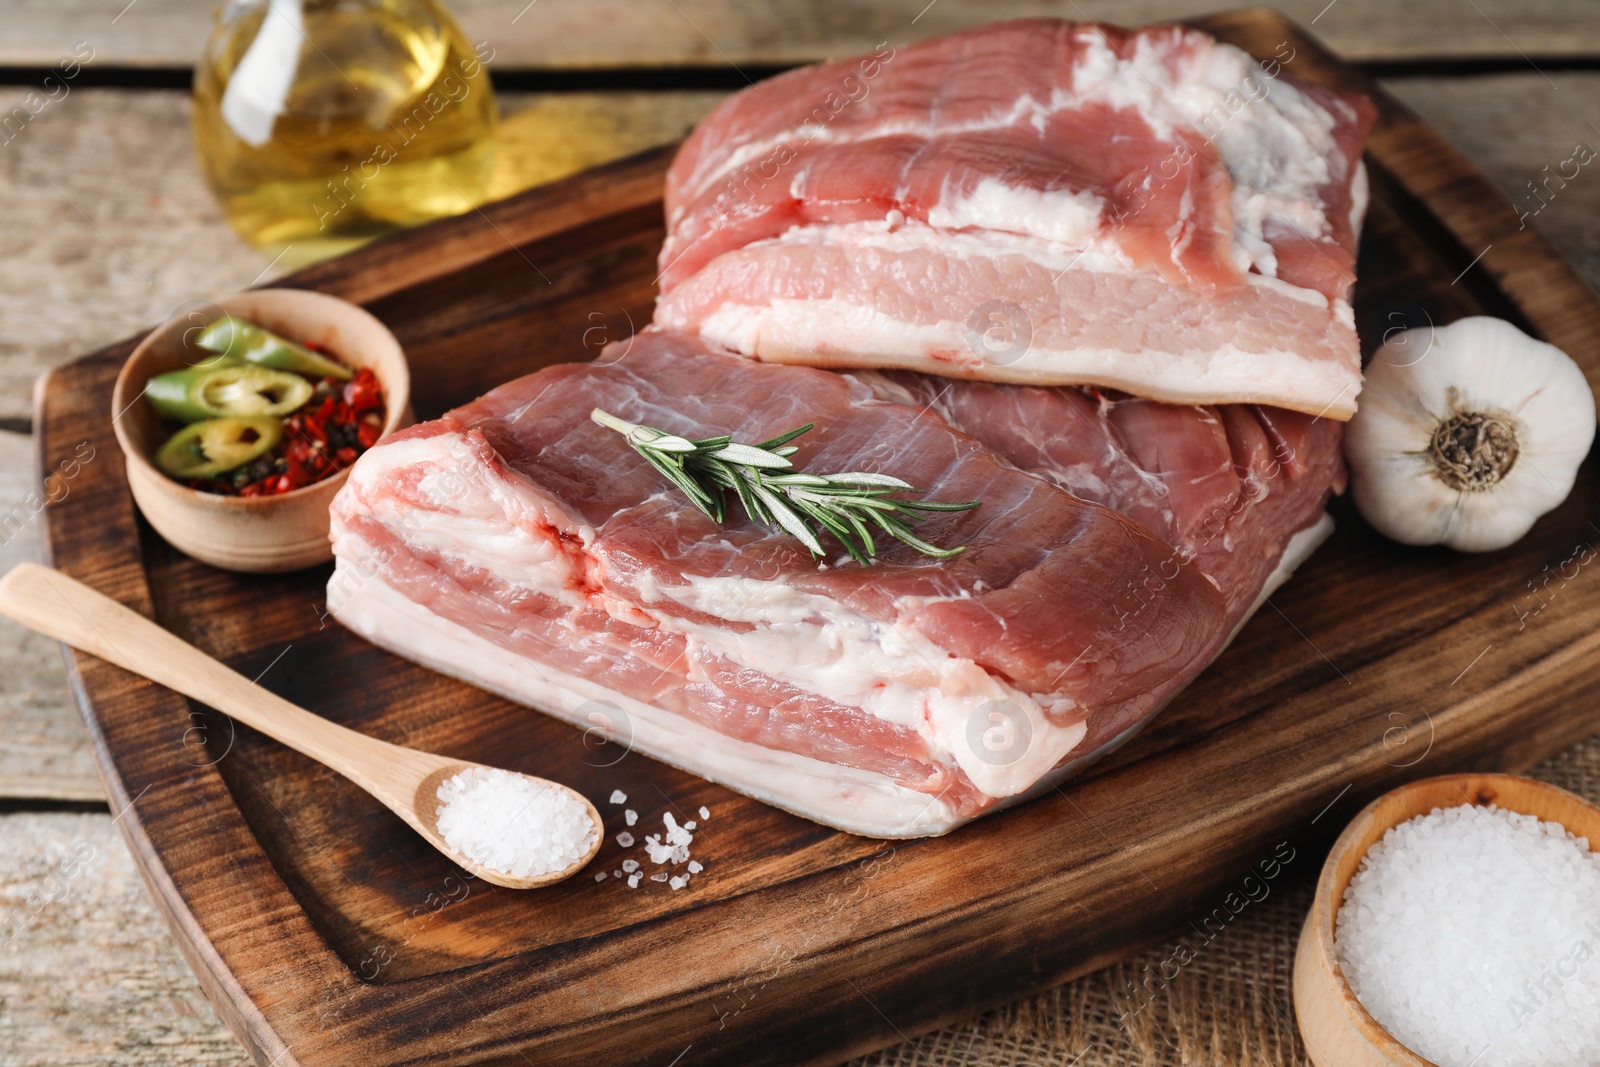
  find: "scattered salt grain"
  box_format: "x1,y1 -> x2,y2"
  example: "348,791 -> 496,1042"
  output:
594,872 -> 606,882
609,789 -> 627,805
435,768 -> 597,880
1335,803 -> 1600,1067
644,811 -> 695,865
595,806 -> 706,891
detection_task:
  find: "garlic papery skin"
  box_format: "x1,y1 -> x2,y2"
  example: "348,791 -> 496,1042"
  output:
1345,316 -> 1596,553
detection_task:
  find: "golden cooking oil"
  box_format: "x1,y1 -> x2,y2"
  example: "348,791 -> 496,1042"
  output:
192,0 -> 496,268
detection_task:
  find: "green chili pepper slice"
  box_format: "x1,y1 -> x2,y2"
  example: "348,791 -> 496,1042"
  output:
195,316 -> 352,381
154,416 -> 283,480
146,361 -> 313,422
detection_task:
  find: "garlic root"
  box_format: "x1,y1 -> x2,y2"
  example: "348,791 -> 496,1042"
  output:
1344,316 -> 1595,552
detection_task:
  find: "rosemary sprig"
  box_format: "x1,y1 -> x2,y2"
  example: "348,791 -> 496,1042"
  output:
590,407 -> 979,563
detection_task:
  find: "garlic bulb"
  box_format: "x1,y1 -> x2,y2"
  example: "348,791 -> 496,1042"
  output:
1345,316 -> 1595,552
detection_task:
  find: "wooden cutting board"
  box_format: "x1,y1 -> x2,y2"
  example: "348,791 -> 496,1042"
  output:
34,9 -> 1600,1066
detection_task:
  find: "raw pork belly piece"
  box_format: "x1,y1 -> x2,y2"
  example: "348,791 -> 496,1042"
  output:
856,374 -> 1346,620
856,373 -> 1345,758
328,331 -> 1244,837
655,19 -> 1376,418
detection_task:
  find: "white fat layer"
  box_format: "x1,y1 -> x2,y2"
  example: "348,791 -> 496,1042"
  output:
343,434 -> 588,593
760,220 -> 1333,308
690,296 -> 1360,420
926,178 -> 1105,249
1349,159 -> 1369,243
656,574 -> 1087,797
766,218 -> 1144,278
705,92 -> 1067,205
337,434 -> 652,630
1044,31 -> 1343,276
1227,512 -> 1333,646
686,28 -> 1348,280
339,433 -> 1090,798
1207,94 -> 1340,275
330,559 -> 967,838
328,454 -> 1337,839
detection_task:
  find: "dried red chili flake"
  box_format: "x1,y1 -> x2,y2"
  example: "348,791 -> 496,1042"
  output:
343,368 -> 383,414
215,368 -> 386,497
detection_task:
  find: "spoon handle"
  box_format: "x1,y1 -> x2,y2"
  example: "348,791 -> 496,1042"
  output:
0,562 -> 396,785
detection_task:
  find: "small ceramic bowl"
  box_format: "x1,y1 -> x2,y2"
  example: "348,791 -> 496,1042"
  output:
111,289 -> 413,573
1294,772 -> 1600,1067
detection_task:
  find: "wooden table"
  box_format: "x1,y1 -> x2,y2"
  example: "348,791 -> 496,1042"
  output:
3,3 -> 1599,1063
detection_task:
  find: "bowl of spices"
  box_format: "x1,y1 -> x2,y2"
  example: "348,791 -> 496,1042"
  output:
1294,773 -> 1600,1067
112,289 -> 412,572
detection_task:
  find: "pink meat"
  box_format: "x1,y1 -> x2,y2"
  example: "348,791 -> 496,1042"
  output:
338,508 -> 986,806
330,332 -> 1241,830
856,373 -> 1346,619
661,19 -> 1374,302
654,19 -> 1376,419
401,332 -> 1228,701
653,238 -> 1363,417
329,19 -> 1364,837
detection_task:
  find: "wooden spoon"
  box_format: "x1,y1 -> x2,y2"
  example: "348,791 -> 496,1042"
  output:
0,562 -> 602,889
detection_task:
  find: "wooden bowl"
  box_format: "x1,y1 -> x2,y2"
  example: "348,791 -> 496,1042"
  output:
1294,773 -> 1600,1067
111,289 -> 413,573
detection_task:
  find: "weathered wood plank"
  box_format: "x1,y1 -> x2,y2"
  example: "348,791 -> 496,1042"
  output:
0,812 -> 248,1066
1,31 -> 1599,1067
0,90 -> 278,425
3,737 -> 1595,1066
6,0 -> 1600,70
4,76 -> 1600,427
0,431 -> 102,802
0,89 -> 721,793
0,87 -> 723,423
1383,72 -> 1600,286
28,13 -> 1600,1066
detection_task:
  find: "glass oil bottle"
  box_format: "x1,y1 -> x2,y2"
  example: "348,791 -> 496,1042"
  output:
192,0 -> 497,268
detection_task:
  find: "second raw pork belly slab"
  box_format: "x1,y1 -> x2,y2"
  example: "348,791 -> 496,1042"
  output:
328,332 -> 1246,837
655,19 -> 1375,418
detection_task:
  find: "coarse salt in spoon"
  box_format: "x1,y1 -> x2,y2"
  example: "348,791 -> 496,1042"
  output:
0,562 -> 601,889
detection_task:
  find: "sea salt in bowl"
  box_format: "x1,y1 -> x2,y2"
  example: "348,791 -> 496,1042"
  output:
1293,773 -> 1600,1067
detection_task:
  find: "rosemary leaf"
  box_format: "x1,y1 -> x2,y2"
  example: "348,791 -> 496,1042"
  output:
591,407 -> 979,563
708,441 -> 793,468
821,471 -> 915,489
756,424 -> 815,450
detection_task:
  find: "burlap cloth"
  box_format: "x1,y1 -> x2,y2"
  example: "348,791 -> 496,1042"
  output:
847,732 -> 1600,1067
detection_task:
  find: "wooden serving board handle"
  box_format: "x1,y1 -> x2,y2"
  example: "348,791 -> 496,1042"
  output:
0,562 -> 394,785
